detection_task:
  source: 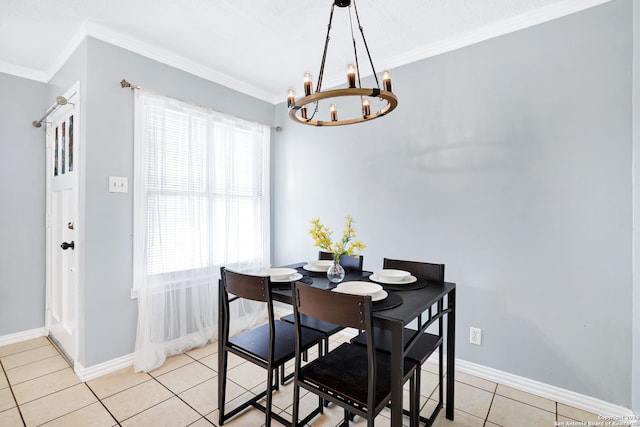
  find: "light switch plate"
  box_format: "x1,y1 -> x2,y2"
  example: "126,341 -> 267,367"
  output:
109,176 -> 128,193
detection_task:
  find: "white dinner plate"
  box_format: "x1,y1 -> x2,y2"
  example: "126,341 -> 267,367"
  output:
303,264 -> 330,272
332,287 -> 388,301
373,269 -> 411,282
268,267 -> 298,280
271,273 -> 303,283
369,274 -> 417,285
335,281 -> 383,295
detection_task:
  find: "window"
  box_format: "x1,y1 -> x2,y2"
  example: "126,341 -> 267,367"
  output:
133,90 -> 270,292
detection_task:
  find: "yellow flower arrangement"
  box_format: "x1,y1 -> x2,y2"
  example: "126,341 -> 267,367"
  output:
309,215 -> 365,262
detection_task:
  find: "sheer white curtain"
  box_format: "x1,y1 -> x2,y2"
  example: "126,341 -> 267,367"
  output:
132,90 -> 269,372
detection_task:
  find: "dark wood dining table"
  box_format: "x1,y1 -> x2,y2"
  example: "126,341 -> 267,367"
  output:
271,262 -> 456,427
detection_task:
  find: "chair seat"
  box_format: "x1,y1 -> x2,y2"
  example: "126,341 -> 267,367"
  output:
351,328 -> 442,364
299,342 -> 416,408
281,313 -> 344,336
229,320 -> 324,366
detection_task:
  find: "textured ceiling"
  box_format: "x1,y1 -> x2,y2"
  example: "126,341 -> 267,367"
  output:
0,0 -> 611,103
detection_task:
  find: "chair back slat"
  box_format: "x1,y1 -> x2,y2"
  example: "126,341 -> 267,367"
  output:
222,268 -> 269,303
293,283 -> 371,330
383,258 -> 444,282
319,251 -> 364,272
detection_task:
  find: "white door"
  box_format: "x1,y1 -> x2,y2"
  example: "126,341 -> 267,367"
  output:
45,83 -> 80,365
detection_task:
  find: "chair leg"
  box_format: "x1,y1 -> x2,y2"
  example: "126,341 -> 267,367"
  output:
292,381 -> 300,427
265,367 -> 274,427
413,368 -> 421,427
218,347 -> 229,425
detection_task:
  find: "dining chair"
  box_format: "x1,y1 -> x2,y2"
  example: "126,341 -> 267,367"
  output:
218,267 -> 325,427
319,250 -> 364,272
351,258 -> 446,426
279,253 -> 365,384
290,282 -> 420,427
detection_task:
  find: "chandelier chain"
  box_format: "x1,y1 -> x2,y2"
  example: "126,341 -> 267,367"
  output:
316,3 -> 336,94
352,0 -> 380,88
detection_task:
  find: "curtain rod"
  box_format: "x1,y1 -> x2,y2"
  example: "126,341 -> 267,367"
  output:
32,93 -> 76,128
120,78 -> 282,132
120,79 -> 140,90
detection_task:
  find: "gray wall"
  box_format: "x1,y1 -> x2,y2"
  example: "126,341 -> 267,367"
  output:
0,73 -> 47,335
273,0 -> 633,407
79,38 -> 275,367
632,0 -> 640,415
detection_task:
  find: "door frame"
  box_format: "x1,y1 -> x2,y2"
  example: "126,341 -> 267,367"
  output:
45,81 -> 81,366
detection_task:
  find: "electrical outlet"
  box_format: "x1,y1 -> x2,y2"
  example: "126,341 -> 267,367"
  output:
470,327 -> 482,346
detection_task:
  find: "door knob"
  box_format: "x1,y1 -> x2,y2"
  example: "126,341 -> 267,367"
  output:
60,241 -> 75,250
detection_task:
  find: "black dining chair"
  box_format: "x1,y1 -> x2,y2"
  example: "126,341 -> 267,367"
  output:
318,250 -> 364,272
218,267 -> 325,427
351,258 -> 446,426
290,282 -> 420,427
279,253 -> 366,382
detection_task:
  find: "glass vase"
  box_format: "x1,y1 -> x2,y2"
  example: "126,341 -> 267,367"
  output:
327,259 -> 345,283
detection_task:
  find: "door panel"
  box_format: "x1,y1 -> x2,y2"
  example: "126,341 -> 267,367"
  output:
45,84 -> 79,364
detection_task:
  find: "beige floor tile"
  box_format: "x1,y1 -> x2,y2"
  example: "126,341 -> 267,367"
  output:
155,361 -> 215,395
0,371 -> 8,390
20,383 -> 98,426
455,371 -> 497,393
1,344 -> 60,370
102,379 -> 173,422
87,366 -> 152,399
187,418 -> 215,427
431,408 -> 485,427
199,351 -> 244,372
487,394 -> 555,427
13,367 -> 81,404
5,355 -> 70,385
0,407 -> 23,426
419,370 -> 441,398
227,361 -> 268,391
178,376 -> 218,416
185,341 -> 218,360
179,375 -> 243,417
148,353 -> 194,377
557,403 -> 602,422
495,384 -> 555,412
40,402 -> 117,427
121,396 -> 201,427
209,406 -> 269,427
453,382 -> 493,419
0,337 -> 51,358
0,387 -> 16,412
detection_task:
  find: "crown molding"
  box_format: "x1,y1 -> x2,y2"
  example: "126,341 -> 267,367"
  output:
377,0 -> 613,73
0,60 -> 48,83
1,0 -> 614,105
84,22 -> 276,104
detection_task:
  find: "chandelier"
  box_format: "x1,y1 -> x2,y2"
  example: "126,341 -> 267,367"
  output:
287,0 -> 398,126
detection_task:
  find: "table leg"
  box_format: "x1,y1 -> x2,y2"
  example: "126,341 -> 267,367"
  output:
388,321 -> 404,427
446,288 -> 456,420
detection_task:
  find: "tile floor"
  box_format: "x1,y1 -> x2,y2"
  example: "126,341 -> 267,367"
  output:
0,334 -> 606,427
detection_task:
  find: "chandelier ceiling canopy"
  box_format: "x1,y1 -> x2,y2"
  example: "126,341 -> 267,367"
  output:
287,0 -> 398,127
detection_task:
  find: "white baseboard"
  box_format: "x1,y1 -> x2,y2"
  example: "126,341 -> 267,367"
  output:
443,356 -> 634,417
5,323 -> 632,417
0,328 -> 46,347
74,353 -> 135,382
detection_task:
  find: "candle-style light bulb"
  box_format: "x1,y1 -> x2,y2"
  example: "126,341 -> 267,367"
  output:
362,98 -> 371,117
301,106 -> 308,120
347,64 -> 356,88
287,89 -> 295,108
383,70 -> 392,92
330,104 -> 337,122
303,72 -> 312,96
